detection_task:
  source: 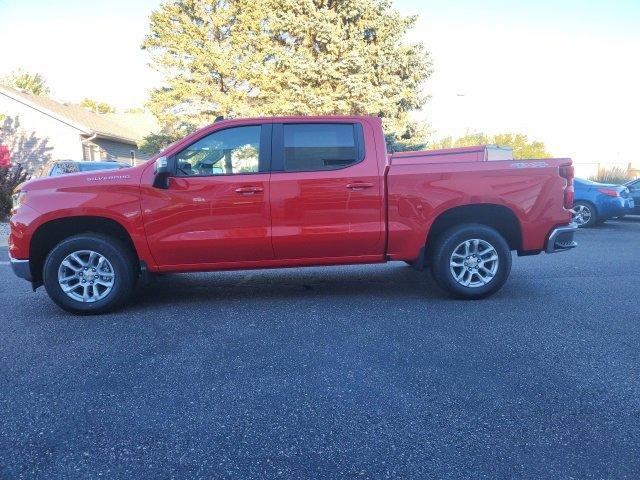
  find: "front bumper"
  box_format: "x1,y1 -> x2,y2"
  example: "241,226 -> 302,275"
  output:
9,255 -> 32,282
546,222 -> 578,253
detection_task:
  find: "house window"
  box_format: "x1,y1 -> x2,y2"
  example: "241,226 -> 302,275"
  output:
82,143 -> 107,161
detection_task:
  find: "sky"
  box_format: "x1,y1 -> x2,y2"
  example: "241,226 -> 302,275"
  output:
0,0 -> 638,166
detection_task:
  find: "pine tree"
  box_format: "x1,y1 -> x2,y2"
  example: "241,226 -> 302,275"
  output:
142,0 -> 431,150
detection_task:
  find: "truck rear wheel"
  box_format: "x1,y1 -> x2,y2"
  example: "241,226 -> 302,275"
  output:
43,233 -> 137,314
430,224 -> 512,299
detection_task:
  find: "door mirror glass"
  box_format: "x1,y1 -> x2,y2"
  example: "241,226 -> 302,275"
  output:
154,156 -> 169,174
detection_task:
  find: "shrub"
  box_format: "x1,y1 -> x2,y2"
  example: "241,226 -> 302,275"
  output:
589,166 -> 633,185
0,164 -> 28,220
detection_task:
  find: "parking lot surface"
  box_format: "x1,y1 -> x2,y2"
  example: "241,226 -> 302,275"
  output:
1,218 -> 639,479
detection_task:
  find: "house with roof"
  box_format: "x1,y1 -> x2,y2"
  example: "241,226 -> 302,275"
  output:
0,85 -> 158,172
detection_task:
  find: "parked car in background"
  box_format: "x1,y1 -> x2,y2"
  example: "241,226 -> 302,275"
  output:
40,160 -> 130,177
624,178 -> 640,214
572,178 -> 635,227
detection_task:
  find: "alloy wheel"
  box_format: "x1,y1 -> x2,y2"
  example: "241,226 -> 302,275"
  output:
572,204 -> 592,226
449,239 -> 499,288
57,250 -> 115,303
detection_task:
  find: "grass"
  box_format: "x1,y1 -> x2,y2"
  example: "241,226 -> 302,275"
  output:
589,166 -> 634,185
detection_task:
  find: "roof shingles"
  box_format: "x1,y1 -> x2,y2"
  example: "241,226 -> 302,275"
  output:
0,85 -> 156,144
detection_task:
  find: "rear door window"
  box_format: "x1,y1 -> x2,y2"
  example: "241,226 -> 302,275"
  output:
280,123 -> 363,172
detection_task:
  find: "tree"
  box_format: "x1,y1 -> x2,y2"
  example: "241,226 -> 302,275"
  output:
0,116 -> 50,218
430,132 -> 551,159
0,116 -> 53,174
1,69 -> 50,96
0,163 -> 28,219
385,133 -> 426,153
80,98 -> 116,114
140,130 -> 181,155
142,0 -> 431,151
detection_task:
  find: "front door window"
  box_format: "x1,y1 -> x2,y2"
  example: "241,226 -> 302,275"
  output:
175,126 -> 261,176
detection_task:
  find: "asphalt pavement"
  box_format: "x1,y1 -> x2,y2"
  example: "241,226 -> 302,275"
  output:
1,218 -> 639,479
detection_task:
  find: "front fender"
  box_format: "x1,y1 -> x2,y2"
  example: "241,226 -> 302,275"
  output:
11,184 -> 155,269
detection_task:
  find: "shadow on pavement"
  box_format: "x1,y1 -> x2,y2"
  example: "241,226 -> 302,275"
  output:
617,215 -> 640,222
130,263 -> 444,310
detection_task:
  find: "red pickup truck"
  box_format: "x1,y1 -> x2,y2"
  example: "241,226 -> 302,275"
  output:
9,116 -> 577,314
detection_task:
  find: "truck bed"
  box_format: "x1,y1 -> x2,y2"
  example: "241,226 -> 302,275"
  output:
385,147 -> 573,260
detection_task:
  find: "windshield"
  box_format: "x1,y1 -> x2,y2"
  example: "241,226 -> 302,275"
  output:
77,162 -> 127,172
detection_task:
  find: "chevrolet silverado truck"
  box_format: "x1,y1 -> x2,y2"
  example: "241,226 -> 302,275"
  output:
9,116 -> 578,314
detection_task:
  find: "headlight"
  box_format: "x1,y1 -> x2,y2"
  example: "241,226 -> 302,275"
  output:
11,190 -> 27,211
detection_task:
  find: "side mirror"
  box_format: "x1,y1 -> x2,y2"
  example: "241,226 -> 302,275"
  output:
153,156 -> 172,189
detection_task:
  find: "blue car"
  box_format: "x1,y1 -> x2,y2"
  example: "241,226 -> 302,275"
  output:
572,178 -> 635,227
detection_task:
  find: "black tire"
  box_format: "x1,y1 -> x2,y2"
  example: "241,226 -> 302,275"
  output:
572,201 -> 597,228
43,233 -> 137,314
430,223 -> 512,299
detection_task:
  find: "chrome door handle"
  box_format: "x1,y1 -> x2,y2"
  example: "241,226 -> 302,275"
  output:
346,182 -> 373,190
235,186 -> 263,195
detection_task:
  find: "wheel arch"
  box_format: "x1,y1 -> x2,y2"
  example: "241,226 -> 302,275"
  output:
424,204 -> 522,264
29,216 -> 139,284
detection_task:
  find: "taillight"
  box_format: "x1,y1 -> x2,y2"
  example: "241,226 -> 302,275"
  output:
564,185 -> 574,209
559,165 -> 574,209
597,188 -> 619,197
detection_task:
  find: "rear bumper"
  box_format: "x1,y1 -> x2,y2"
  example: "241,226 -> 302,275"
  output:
546,222 -> 578,253
598,196 -> 635,218
625,198 -> 635,213
9,255 -> 32,282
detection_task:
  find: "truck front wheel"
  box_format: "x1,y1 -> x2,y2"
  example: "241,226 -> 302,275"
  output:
43,233 -> 137,314
430,224 -> 512,299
